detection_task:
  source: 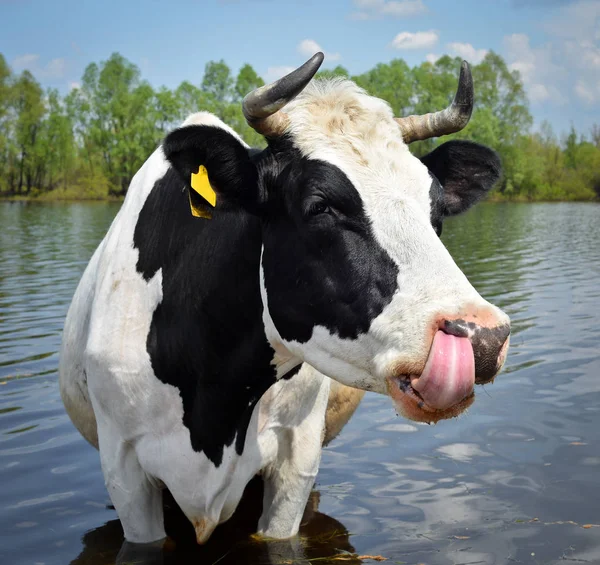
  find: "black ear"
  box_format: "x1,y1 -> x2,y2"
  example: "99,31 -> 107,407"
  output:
163,125 -> 258,205
421,140 -> 501,216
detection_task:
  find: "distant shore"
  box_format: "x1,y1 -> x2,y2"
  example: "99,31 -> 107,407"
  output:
486,193 -> 598,203
1,193 -> 597,204
0,194 -> 124,203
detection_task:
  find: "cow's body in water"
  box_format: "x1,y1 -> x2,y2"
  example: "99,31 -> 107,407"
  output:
59,54 -> 510,546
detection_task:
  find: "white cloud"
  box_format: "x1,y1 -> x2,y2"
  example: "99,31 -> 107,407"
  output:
68,81 -> 81,91
12,54 -> 67,79
501,2 -> 600,109
297,39 -> 341,62
349,11 -> 371,20
262,39 -> 343,84
391,30 -> 438,50
351,0 -> 428,19
566,39 -> 600,71
528,83 -> 550,103
13,53 -> 39,68
263,66 -> 296,83
446,42 -> 488,64
504,33 -> 566,104
425,53 -> 440,64
543,0 -> 600,40
45,58 -> 66,78
574,79 -> 599,104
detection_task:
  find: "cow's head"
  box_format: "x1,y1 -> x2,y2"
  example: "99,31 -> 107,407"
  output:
164,53 -> 510,424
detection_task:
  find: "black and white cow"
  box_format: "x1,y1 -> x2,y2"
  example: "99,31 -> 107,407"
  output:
59,53 -> 510,546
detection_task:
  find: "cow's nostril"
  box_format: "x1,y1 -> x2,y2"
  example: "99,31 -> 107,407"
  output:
442,319 -> 471,338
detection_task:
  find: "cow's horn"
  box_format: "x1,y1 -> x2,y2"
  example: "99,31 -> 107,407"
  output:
242,52 -> 324,137
395,60 -> 474,144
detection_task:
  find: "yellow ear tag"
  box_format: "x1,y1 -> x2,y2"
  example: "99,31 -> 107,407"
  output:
191,165 -> 216,207
188,191 -> 212,219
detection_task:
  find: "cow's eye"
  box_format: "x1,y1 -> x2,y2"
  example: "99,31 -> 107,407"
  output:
307,200 -> 331,216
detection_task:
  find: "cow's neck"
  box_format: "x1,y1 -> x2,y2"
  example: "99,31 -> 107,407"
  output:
133,167 -> 292,467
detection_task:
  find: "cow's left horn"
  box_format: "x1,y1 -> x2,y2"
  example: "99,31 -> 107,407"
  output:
395,60 -> 474,144
242,52 -> 324,137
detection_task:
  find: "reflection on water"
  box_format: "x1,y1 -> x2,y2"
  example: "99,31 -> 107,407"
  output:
69,483 -> 361,565
1,202 -> 600,565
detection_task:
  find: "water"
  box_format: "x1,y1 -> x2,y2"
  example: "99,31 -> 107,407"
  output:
1,201 -> 599,565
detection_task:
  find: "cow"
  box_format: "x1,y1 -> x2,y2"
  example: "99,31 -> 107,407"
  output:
59,52 -> 510,547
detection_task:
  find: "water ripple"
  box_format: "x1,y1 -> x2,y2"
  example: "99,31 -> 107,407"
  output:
0,202 -> 599,565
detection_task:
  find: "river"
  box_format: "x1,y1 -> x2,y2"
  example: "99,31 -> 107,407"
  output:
1,201 -> 599,565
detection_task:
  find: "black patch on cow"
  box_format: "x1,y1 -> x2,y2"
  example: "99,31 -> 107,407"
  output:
421,140 -> 502,216
428,175 -> 445,236
281,363 -> 303,381
134,163 -> 276,467
260,140 -> 399,344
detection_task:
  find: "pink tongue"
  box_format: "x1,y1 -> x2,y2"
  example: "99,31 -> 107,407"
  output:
411,331 -> 475,410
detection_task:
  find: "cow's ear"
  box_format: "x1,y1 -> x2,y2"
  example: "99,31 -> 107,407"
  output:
421,140 -> 501,216
163,125 -> 258,213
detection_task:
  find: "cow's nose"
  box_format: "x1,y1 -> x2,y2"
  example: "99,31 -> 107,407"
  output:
443,318 -> 510,384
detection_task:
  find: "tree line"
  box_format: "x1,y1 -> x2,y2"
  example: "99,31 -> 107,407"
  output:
0,51 -> 598,201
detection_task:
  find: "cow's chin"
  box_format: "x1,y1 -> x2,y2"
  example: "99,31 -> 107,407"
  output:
386,375 -> 475,424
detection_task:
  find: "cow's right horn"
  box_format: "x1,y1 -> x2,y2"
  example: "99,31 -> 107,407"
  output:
395,60 -> 474,144
242,52 -> 324,138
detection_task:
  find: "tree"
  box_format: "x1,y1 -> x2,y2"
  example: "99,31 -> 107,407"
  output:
32,89 -> 75,191
0,49 -> 596,202
0,54 -> 10,121
233,64 -> 264,102
0,54 -> 13,192
175,81 -> 217,120
65,84 -> 97,178
12,70 -> 45,193
472,51 -> 532,145
564,126 -> 579,169
77,53 -> 161,195
154,86 -> 181,133
353,59 -> 412,117
201,60 -> 233,104
591,124 -> 600,149
316,65 -> 350,80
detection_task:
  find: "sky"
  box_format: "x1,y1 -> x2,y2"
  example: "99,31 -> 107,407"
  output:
1,0 -> 599,136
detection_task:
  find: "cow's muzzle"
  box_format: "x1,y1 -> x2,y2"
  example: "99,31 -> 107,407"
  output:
386,309 -> 510,424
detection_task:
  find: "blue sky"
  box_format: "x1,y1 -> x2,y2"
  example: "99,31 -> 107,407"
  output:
1,0 -> 599,136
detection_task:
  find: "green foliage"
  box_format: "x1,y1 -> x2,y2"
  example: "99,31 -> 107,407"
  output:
353,59 -> 412,117
234,64 -> 264,102
316,65 -> 350,80
201,60 -> 233,104
175,81 -> 217,118
0,50 -> 597,201
0,54 -> 10,119
10,70 -> 45,194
